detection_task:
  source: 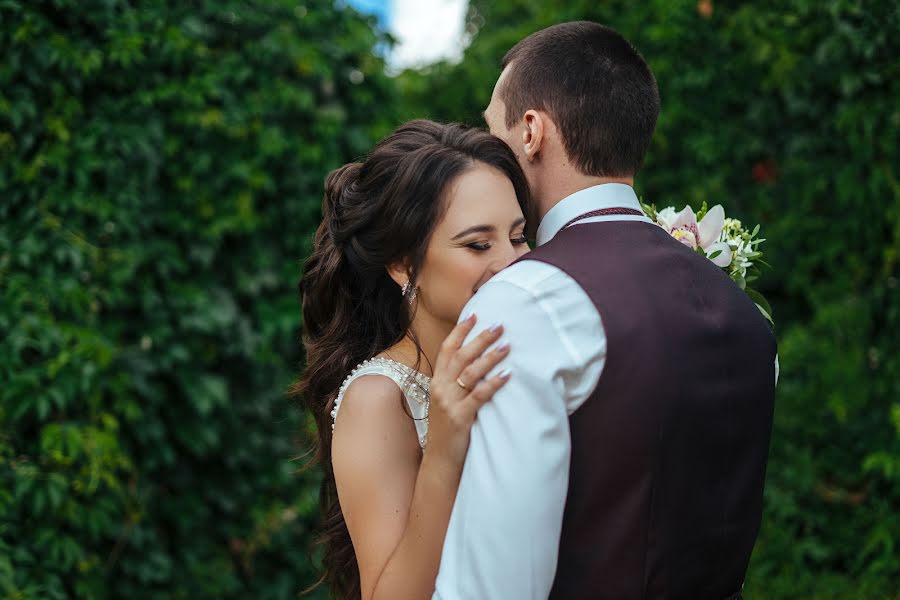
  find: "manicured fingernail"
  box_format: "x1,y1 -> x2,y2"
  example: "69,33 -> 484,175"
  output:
465,313 -> 477,324
495,342 -> 511,353
499,369 -> 512,380
489,322 -> 503,333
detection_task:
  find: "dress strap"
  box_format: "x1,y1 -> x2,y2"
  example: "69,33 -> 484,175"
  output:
331,357 -> 430,448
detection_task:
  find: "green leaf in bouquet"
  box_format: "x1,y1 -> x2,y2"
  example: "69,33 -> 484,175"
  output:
708,249 -> 723,260
745,287 -> 774,326
697,200 -> 709,220
751,223 -> 760,237
639,198 -> 658,221
755,303 -> 774,326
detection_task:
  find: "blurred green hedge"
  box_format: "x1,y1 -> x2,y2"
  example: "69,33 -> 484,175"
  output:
1,1 -> 396,597
398,1 -> 900,597
2,0 -> 898,599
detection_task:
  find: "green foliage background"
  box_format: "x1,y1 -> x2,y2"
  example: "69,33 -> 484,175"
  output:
1,0 -> 898,598
1,0 -> 395,597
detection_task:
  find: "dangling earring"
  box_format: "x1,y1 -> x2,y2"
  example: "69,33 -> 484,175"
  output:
402,280 -> 417,304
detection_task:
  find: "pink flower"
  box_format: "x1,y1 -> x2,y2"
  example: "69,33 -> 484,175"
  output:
658,205 -> 732,267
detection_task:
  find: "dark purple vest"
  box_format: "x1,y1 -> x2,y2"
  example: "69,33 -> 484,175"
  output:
520,220 -> 775,600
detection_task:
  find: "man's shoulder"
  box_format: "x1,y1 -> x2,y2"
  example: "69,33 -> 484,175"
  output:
463,255 -> 596,333
488,254 -> 576,296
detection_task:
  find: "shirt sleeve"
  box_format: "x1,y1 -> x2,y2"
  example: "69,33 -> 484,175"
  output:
433,275 -> 584,599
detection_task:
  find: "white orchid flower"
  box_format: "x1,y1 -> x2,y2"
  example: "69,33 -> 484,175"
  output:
664,204 -> 733,268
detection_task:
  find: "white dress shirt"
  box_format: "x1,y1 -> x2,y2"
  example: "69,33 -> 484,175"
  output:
433,184 -> 650,599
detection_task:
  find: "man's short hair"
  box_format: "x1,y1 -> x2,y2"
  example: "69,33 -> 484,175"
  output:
500,21 -> 660,177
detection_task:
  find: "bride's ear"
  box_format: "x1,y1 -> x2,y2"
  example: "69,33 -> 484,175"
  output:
386,260 -> 411,291
522,109 -> 545,162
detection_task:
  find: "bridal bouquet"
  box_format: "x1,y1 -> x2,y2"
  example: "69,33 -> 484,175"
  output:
641,201 -> 774,326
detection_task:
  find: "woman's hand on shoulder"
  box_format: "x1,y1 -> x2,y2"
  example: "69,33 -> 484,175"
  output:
427,314 -> 512,469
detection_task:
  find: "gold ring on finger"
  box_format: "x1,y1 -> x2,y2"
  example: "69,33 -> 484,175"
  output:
456,377 -> 470,390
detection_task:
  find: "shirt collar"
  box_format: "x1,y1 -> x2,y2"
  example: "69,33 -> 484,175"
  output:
535,183 -> 645,246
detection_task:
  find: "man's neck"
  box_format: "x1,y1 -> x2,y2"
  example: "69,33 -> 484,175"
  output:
536,174 -> 635,223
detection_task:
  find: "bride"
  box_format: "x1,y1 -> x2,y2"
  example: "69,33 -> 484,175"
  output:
296,120 -> 533,599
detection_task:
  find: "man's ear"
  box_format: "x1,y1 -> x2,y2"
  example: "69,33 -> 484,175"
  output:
522,109 -> 546,162
386,259 -> 411,291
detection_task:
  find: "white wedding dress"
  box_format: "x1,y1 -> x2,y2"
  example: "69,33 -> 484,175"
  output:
331,357 -> 431,449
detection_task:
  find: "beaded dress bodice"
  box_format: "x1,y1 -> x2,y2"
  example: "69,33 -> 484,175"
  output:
331,357 -> 431,449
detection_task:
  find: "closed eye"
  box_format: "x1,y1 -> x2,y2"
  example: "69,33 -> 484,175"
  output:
466,242 -> 491,252
466,235 -> 527,252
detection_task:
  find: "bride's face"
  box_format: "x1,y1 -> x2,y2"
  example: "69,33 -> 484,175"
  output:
416,162 -> 529,326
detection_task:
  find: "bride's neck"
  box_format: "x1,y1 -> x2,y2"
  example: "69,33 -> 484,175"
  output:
383,311 -> 452,378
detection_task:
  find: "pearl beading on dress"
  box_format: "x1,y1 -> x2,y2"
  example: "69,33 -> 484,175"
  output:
331,357 -> 431,448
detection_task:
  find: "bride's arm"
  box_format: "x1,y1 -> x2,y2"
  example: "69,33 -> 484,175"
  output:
332,317 -> 509,600
331,376 -> 431,599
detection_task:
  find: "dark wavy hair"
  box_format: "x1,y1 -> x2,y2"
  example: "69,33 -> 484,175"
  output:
293,120 -> 531,599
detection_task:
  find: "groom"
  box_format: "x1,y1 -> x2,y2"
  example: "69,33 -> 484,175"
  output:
433,22 -> 776,600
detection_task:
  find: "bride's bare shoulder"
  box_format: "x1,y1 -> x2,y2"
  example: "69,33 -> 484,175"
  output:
331,374 -> 419,459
